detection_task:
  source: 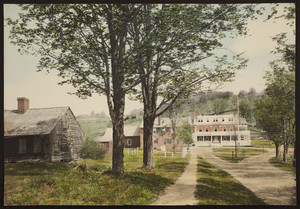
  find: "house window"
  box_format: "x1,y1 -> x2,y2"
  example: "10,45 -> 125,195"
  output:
230,126 -> 233,131
198,119 -> 200,122
222,136 -> 230,141
216,118 -> 218,122
200,119 -> 203,122
127,139 -> 132,146
33,138 -> 42,153
229,118 -> 233,121
207,118 -> 209,122
222,118 -> 225,122
213,118 -> 216,122
199,128 -> 202,132
214,127 -> 218,132
197,136 -> 203,141
241,135 -> 245,140
205,127 -> 208,132
19,138 -> 27,154
166,127 -> 171,133
223,127 -> 226,132
153,138 -> 158,144
164,138 -> 171,144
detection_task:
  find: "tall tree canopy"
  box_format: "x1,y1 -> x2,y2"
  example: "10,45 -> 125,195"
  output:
127,4 -> 260,169
7,4 -> 143,174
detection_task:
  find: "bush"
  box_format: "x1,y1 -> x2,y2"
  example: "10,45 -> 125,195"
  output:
79,139 -> 106,159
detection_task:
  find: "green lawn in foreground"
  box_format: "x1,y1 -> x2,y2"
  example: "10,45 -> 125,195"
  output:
213,148 -> 265,163
4,150 -> 190,205
269,157 -> 296,176
195,157 -> 265,205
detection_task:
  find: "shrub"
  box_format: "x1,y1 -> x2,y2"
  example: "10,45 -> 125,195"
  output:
79,139 -> 106,159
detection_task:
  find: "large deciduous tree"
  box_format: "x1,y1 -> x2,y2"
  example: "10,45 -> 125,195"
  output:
128,4 -> 259,169
254,96 -> 282,158
264,4 -> 295,163
7,4 -> 142,174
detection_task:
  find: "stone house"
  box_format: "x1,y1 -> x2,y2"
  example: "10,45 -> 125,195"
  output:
4,97 -> 85,162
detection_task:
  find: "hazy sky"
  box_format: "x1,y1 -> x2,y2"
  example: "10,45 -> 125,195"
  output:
4,4 -> 295,116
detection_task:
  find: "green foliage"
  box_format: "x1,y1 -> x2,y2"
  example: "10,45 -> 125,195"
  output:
176,120 -> 193,144
195,157 -> 265,205
79,139 -> 106,160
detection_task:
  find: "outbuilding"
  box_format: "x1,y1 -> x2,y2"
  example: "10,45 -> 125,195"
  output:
4,97 -> 85,162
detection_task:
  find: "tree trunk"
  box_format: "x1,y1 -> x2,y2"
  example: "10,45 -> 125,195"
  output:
111,94 -> 125,174
283,119 -> 288,162
143,113 -> 155,169
275,142 -> 279,159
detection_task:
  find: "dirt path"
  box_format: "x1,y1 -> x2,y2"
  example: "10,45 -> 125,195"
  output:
151,149 -> 199,205
197,147 -> 297,205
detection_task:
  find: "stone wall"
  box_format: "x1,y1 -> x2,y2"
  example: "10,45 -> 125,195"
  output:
50,108 -> 84,162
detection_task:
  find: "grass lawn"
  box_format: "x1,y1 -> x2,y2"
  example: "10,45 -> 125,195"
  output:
251,139 -> 275,148
4,149 -> 190,205
212,148 -> 265,163
195,157 -> 265,205
269,157 -> 296,176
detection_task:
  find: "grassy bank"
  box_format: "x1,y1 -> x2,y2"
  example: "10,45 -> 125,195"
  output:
251,139 -> 275,148
195,157 -> 265,205
212,148 -> 265,163
269,157 -> 296,176
4,150 -> 190,205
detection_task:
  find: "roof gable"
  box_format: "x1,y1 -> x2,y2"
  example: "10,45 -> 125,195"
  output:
4,107 -> 70,137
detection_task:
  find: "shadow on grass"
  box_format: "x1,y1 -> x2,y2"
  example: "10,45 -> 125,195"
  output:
4,162 -> 69,176
195,157 -> 265,205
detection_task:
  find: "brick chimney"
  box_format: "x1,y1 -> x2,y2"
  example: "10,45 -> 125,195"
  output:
195,111 -> 198,119
17,97 -> 29,114
157,116 -> 161,126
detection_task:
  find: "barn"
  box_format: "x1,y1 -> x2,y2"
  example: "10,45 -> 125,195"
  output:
95,125 -> 140,154
4,97 -> 85,162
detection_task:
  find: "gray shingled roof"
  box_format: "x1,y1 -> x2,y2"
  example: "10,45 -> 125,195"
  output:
4,107 -> 70,137
95,125 -> 140,142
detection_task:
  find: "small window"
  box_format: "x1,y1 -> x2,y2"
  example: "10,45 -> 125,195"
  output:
164,138 -> 167,144
214,127 -> 218,132
198,119 -> 200,122
168,138 -> 172,144
199,128 -> 202,132
230,126 -> 233,131
205,127 -> 209,132
153,138 -> 158,144
229,118 -> 233,121
222,118 -> 225,122
127,139 -> 132,146
213,118 -> 216,122
216,118 -> 218,122
223,127 -> 226,132
241,135 -> 245,140
200,119 -> 203,122
33,138 -> 42,153
207,118 -> 209,122
19,138 -> 27,154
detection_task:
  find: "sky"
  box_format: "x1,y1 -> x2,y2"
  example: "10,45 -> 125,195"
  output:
3,3 -> 295,116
